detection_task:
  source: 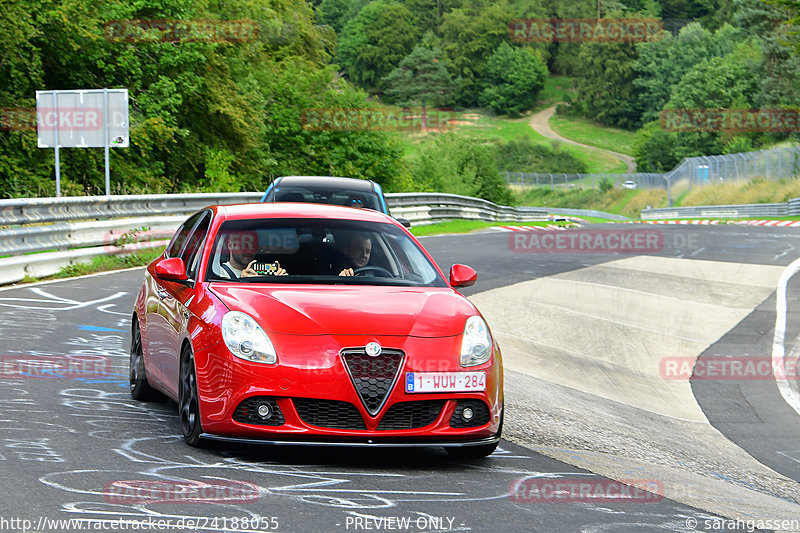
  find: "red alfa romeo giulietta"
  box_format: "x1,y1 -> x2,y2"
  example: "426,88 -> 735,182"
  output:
131,203 -> 503,458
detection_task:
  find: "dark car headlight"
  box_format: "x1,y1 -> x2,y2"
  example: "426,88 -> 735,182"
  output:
221,311 -> 277,364
460,316 -> 492,367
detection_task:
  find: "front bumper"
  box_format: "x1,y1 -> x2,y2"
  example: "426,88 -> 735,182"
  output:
193,333 -> 503,440
198,434 -> 500,448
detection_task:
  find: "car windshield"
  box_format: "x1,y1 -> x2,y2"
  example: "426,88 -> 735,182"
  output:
206,218 -> 445,287
273,186 -> 382,211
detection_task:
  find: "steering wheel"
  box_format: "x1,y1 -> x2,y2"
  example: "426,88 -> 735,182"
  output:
353,265 -> 393,277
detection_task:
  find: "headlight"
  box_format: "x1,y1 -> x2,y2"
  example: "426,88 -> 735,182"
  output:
460,316 -> 492,367
221,311 -> 277,364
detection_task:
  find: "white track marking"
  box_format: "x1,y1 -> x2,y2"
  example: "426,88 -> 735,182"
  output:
771,257 -> 800,417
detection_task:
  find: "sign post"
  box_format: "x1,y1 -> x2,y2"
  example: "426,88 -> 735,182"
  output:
36,89 -> 129,196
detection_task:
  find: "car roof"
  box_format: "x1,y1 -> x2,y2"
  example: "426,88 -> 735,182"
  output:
213,202 -> 395,223
273,176 -> 376,193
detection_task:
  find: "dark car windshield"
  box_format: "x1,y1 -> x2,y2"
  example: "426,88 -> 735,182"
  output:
206,218 -> 445,287
271,185 -> 383,212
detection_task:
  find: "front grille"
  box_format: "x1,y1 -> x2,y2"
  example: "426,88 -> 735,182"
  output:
342,348 -> 404,416
449,400 -> 491,428
232,397 -> 284,426
293,398 -> 366,429
377,401 -> 445,430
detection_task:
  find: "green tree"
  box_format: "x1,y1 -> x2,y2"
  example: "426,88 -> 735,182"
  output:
438,0 -> 520,106
336,2 -> 421,91
0,0 -> 408,198
571,39 -> 639,128
397,0 -> 461,34
317,0 -> 370,34
735,0 -> 800,143
633,23 -> 740,126
255,58 -> 408,190
479,42 -> 547,116
382,44 -> 456,127
634,39 -> 762,170
632,120 -> 682,171
409,133 -> 513,204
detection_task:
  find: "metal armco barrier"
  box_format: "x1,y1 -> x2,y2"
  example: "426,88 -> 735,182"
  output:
0,192 -> 557,286
0,193 -> 261,226
642,199 -> 800,219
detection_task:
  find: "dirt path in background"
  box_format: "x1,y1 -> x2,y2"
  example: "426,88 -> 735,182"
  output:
529,105 -> 637,173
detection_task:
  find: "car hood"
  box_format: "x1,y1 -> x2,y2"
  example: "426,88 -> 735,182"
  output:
209,284 -> 476,337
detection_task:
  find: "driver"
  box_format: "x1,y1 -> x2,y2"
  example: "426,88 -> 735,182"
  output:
338,232 -> 371,276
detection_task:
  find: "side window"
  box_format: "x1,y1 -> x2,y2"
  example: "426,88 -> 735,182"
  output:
165,212 -> 203,258
180,213 -> 212,279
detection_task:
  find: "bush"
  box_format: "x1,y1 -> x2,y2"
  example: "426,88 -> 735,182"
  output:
479,43 -> 548,117
494,137 -> 586,174
409,133 -> 514,205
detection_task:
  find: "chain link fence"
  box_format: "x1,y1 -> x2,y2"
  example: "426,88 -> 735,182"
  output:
504,172 -> 664,189
505,146 -> 800,196
664,145 -> 800,187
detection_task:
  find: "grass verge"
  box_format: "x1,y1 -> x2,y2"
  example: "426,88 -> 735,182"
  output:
410,220 -> 565,237
549,114 -> 636,156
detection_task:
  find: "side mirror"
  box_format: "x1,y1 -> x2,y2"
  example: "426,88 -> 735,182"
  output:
449,264 -> 477,288
155,257 -> 189,283
396,217 -> 412,228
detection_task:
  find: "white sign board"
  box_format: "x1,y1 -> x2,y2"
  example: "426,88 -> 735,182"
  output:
36,89 -> 128,148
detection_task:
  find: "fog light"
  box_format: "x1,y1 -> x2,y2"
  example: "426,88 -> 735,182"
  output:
461,407 -> 474,421
257,403 -> 272,419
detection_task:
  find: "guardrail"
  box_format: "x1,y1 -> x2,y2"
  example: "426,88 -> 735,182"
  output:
0,193 -> 262,226
641,198 -> 800,219
0,192 -> 559,286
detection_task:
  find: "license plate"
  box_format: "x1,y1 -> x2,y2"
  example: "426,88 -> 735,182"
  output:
405,372 -> 486,393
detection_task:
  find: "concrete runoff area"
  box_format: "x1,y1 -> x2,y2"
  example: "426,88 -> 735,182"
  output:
470,256 -> 800,524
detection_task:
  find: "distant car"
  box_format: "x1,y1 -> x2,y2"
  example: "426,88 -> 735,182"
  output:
622,180 -> 638,189
131,203 -> 503,457
261,175 -> 411,227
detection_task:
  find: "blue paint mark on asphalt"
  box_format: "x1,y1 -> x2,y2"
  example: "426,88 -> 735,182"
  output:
79,325 -> 124,332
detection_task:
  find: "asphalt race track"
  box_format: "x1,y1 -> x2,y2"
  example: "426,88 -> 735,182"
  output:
1,223 -> 800,532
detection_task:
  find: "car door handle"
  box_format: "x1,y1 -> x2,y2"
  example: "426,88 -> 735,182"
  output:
156,288 -> 170,299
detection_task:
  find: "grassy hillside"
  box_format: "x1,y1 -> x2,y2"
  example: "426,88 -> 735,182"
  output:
393,110 -> 627,174
549,114 -> 637,156
517,187 -> 667,218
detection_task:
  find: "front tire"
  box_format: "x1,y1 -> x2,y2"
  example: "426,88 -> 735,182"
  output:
179,346 -> 203,447
130,320 -> 161,401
